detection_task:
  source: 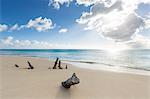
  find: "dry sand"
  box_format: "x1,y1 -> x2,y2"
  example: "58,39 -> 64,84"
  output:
0,56 -> 150,99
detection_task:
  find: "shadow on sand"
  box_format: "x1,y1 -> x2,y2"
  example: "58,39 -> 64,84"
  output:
55,86 -> 71,99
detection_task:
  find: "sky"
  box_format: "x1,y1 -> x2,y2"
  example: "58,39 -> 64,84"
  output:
0,0 -> 150,50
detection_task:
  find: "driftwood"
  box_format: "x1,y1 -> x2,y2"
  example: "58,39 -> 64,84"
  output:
15,64 -> 19,68
62,73 -> 80,89
65,65 -> 68,69
58,60 -> 63,69
27,61 -> 34,69
53,58 -> 59,69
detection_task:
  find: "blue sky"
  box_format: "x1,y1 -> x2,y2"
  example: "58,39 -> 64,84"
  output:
0,0 -> 150,49
0,0 -> 93,47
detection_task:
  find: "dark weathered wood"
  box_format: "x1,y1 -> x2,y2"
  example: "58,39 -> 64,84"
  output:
27,61 -> 34,69
15,64 -> 19,68
62,73 -> 80,89
65,65 -> 68,69
58,60 -> 63,69
53,58 -> 59,69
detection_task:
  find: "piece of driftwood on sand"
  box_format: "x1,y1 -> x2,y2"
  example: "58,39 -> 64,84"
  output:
62,73 -> 80,89
58,60 -> 63,69
53,58 -> 59,69
27,61 -> 34,69
15,64 -> 19,68
65,65 -> 68,69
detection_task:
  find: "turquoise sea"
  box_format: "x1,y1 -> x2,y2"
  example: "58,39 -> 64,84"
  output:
0,49 -> 150,73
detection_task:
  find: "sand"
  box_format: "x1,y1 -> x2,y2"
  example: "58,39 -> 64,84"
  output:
0,56 -> 150,99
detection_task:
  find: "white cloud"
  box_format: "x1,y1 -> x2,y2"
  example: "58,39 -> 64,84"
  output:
75,0 -> 97,6
49,0 -> 107,9
144,19 -> 150,29
145,12 -> 150,19
6,39 -> 53,48
1,36 -> 14,46
0,36 -> 73,49
9,24 -> 20,31
3,17 -> 55,32
0,24 -> 8,32
76,0 -> 150,47
25,17 -> 55,32
59,28 -> 68,33
48,0 -> 150,49
49,0 -> 124,9
48,0 -> 73,9
0,36 -> 52,48
126,34 -> 150,49
101,13 -> 144,42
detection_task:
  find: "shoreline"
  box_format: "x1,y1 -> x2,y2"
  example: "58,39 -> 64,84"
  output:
0,55 -> 150,99
1,55 -> 150,76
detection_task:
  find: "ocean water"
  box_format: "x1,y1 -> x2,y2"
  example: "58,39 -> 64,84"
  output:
0,49 -> 150,73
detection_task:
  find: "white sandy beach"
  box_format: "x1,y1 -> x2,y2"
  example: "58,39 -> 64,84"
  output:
0,56 -> 150,99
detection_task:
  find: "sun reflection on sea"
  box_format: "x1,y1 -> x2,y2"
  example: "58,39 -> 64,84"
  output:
104,48 -> 123,56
